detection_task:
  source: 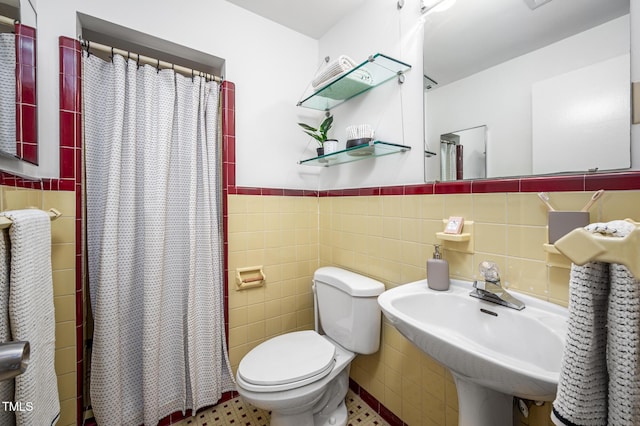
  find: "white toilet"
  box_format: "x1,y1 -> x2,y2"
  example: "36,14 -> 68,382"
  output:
235,266 -> 385,426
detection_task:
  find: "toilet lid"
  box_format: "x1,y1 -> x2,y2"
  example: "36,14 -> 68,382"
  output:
238,330 -> 336,387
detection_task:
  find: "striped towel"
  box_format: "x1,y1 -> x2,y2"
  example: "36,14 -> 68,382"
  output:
552,220 -> 640,425
0,33 -> 16,155
2,210 -> 60,426
0,229 -> 15,426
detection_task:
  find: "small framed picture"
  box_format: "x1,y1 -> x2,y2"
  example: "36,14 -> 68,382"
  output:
444,216 -> 464,234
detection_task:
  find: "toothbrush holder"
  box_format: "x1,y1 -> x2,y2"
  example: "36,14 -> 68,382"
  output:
548,211 -> 590,244
346,124 -> 374,149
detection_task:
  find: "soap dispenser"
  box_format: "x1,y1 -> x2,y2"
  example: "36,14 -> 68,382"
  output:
427,244 -> 450,291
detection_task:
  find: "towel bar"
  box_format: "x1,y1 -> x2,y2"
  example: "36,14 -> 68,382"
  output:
0,208 -> 62,230
554,218 -> 640,279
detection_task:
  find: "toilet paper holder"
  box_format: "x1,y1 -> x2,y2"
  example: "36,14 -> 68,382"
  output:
236,266 -> 266,290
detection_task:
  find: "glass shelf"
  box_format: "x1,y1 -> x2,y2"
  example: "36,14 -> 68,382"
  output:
298,141 -> 411,167
297,53 -> 412,111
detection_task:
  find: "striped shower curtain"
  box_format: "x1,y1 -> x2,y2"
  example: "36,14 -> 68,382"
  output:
0,33 -> 16,155
83,51 -> 234,425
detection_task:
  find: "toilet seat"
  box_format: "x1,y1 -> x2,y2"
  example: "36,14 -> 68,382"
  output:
238,330 -> 336,392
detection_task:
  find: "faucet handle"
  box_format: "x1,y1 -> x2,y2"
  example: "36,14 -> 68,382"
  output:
479,261 -> 500,283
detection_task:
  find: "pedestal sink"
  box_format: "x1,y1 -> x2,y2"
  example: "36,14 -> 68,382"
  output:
378,279 -> 568,426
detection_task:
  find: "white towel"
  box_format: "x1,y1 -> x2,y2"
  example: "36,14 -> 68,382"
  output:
0,230 -> 15,426
2,210 -> 60,426
312,54 -> 357,88
552,220 -> 640,426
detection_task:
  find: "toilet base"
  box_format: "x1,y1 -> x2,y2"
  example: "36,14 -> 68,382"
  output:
270,400 -> 346,426
314,400 -> 347,426
312,367 -> 349,426
258,367 -> 351,426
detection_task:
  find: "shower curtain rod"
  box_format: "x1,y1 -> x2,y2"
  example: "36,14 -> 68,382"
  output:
0,208 -> 62,230
0,15 -> 17,27
80,38 -> 222,83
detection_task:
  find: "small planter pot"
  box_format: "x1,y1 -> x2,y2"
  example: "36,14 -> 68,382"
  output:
323,139 -> 339,155
316,147 -> 325,157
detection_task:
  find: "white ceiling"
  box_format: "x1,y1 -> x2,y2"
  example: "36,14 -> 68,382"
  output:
225,0 -> 368,39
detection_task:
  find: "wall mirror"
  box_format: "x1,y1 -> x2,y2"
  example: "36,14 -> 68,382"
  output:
0,0 -> 37,164
423,0 -> 631,182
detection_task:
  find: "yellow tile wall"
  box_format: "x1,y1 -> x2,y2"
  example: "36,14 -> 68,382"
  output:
319,190 -> 640,426
226,194 -> 319,371
0,186 -> 77,426
228,189 -> 640,426
9,185 -> 635,425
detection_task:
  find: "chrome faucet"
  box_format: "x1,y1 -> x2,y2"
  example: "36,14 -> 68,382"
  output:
470,262 -> 525,311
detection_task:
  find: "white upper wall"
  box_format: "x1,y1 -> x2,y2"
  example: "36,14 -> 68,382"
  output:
0,0 -> 322,189
0,0 -> 638,188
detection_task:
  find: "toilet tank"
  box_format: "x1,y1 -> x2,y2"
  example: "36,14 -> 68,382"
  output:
313,267 -> 385,355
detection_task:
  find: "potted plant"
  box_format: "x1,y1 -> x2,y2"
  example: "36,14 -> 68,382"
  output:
298,114 -> 338,156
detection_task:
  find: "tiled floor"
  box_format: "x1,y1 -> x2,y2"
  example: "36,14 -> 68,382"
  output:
172,389 -> 390,426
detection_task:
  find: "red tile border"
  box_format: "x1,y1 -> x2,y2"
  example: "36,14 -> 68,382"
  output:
519,174 -> 585,192
585,171 -> 640,190
15,23 -> 38,165
404,183 -> 434,195
434,180 -> 472,194
471,178 -> 520,193
380,186 -> 405,196
20,104 -> 37,143
348,379 -> 408,426
356,187 -> 381,196
235,187 -> 262,196
59,37 -> 79,50
262,188 -> 285,196
230,171 -> 640,198
19,64 -> 36,104
60,73 -> 78,112
357,386 -> 380,413
16,24 -> 35,39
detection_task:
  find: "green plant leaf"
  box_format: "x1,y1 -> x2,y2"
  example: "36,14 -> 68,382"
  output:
303,130 -> 322,142
319,116 -> 333,135
298,123 -> 318,132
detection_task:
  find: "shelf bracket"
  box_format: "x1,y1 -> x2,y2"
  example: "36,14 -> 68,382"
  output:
397,72 -> 405,84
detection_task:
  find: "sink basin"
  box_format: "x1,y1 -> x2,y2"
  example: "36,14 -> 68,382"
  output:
378,279 -> 568,425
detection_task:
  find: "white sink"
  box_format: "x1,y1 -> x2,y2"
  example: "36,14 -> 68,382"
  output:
378,279 -> 568,425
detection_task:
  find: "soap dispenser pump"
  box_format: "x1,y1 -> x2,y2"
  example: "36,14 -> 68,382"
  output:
427,244 -> 450,291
